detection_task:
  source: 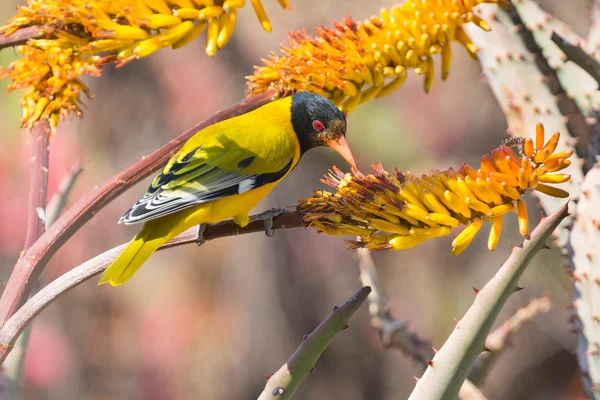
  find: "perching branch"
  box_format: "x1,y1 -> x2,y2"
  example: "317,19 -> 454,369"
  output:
408,203 -> 570,400
257,286 -> 371,400
0,210 -> 305,362
0,27 -> 44,51
0,89 -> 278,330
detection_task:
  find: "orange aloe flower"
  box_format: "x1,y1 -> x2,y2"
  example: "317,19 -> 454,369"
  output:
298,123 -> 572,255
247,0 -> 510,113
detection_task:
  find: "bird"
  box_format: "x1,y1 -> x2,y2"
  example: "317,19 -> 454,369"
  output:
99,92 -> 356,286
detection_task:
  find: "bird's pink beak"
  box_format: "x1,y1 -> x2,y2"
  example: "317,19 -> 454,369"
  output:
326,136 -> 357,169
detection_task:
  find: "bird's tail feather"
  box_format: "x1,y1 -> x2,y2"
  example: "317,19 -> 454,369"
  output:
99,218 -> 177,286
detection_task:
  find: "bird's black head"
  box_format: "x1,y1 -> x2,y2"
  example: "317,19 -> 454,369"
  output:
290,92 -> 356,167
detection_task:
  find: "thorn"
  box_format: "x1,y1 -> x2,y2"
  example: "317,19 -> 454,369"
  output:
473,287 -> 480,295
263,373 -> 270,382
543,244 -> 551,250
427,360 -> 434,367
303,334 -> 308,340
413,375 -> 420,383
342,324 -> 349,330
310,368 -> 316,373
454,318 -> 460,325
432,347 -> 438,354
515,286 -> 524,292
333,305 -> 339,311
483,346 -> 491,352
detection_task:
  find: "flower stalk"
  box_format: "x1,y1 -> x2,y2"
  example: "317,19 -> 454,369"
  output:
298,123 -> 572,255
247,0 -> 509,113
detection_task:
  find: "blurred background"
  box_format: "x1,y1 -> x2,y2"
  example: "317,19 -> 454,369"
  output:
0,0 -> 592,399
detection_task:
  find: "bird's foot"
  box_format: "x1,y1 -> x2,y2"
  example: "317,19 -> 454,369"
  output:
196,223 -> 207,246
250,208 -> 288,237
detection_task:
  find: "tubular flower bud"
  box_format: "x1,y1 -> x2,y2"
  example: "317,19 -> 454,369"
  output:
298,123 -> 572,255
0,0 -> 290,131
247,0 -> 510,113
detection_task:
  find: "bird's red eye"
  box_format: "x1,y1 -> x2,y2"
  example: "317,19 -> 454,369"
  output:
313,120 -> 325,132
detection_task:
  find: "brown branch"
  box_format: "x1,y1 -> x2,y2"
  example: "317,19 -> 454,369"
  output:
0,210 -> 305,362
0,27 -> 44,50
0,90 -> 278,327
24,121 -> 51,250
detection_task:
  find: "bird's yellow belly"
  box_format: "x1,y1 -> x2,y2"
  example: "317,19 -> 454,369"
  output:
179,183 -> 278,227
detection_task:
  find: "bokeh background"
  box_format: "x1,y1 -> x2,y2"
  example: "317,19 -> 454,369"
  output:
0,1 -> 592,399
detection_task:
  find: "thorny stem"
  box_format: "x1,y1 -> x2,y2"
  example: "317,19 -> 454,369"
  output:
257,287 -> 372,400
408,203 -> 570,400
0,210 -> 305,362
0,27 -> 44,51
0,90 -> 278,337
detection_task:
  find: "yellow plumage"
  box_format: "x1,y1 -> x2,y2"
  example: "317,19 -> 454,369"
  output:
100,97 -> 300,286
100,92 -> 354,286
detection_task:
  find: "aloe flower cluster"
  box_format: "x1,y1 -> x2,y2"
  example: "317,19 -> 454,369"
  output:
299,123 -> 572,255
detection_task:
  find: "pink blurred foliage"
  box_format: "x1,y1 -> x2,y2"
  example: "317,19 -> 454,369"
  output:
152,48 -> 231,132
0,128 -> 84,259
24,320 -> 72,388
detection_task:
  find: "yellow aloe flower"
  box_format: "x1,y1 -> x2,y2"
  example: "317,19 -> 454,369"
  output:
298,123 -> 572,255
247,0 -> 509,113
0,0 -> 290,132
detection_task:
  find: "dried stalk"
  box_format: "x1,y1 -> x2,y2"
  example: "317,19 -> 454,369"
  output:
0,210 -> 304,362
408,203 -> 570,400
257,287 -> 371,400
0,90 -> 277,330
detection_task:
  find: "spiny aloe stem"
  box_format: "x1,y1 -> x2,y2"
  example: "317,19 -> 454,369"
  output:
257,286 -> 371,400
408,203 -> 570,400
465,3 -> 584,248
569,165 -> 600,398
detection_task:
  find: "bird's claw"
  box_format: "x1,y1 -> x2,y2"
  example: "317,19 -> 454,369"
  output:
250,208 -> 287,237
196,223 -> 207,246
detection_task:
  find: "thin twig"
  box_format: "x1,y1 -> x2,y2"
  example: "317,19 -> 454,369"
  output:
0,210 -> 305,362
468,296 -> 552,385
0,27 -> 44,51
44,162 -> 84,228
257,287 -> 371,400
409,203 -> 570,400
0,89 -> 278,329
